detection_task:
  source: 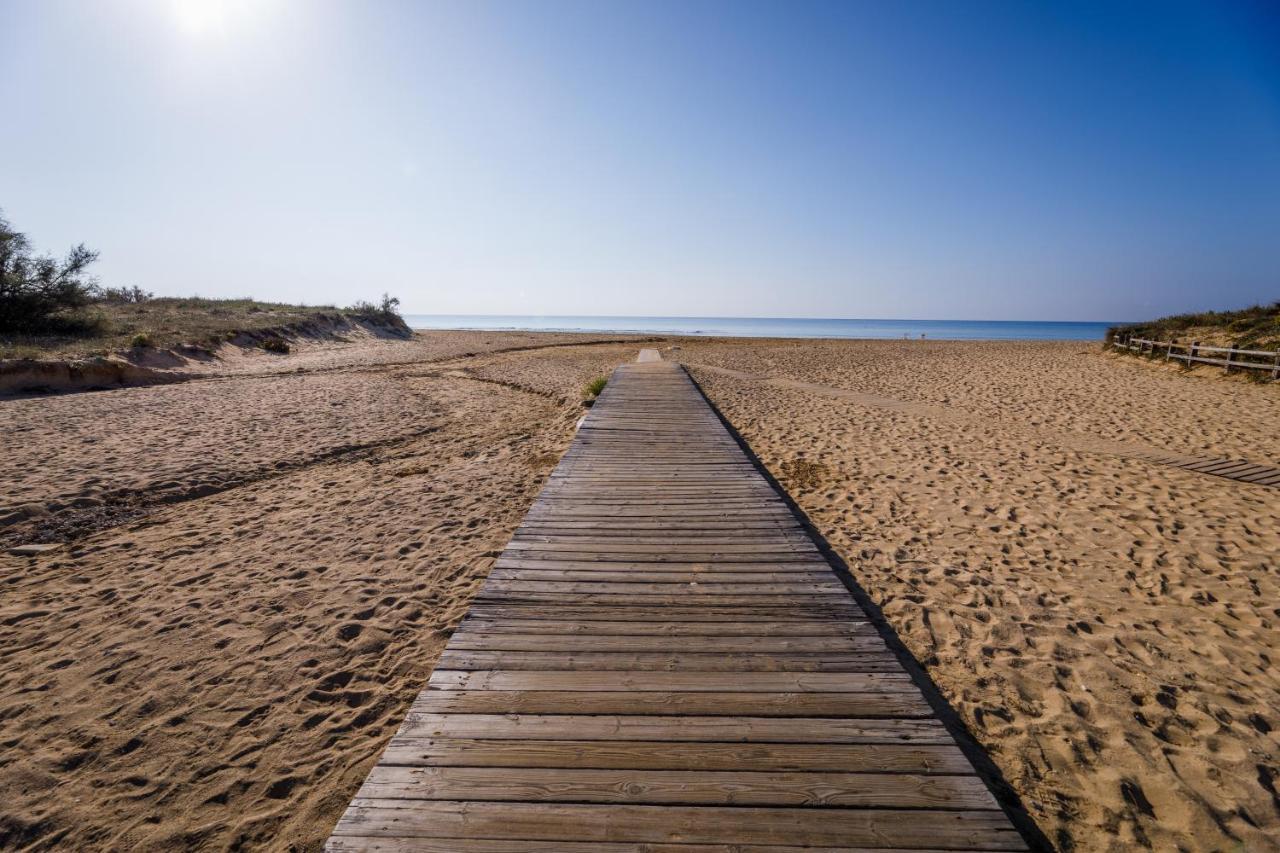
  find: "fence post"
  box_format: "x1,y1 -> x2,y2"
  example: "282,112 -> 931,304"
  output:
1273,351 -> 1279,381
1223,345 -> 1234,374
1189,340 -> 1199,365
1165,342 -> 1173,361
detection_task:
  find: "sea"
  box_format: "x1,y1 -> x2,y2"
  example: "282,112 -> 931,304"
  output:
404,315 -> 1118,341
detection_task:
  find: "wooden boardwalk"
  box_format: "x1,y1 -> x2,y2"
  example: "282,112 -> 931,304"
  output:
327,355 -> 1028,851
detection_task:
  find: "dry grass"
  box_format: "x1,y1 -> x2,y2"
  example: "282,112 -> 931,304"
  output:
0,297 -> 400,359
1109,302 -> 1280,349
779,457 -> 828,489
524,452 -> 562,471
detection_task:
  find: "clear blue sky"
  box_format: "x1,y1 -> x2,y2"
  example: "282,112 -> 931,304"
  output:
2,0 -> 1277,321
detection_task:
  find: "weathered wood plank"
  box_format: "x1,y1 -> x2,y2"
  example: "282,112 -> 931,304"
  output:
455,619 -> 873,636
399,713 -> 952,743
329,838 -> 972,852
356,766 -> 999,809
333,802 -> 1027,849
448,633 -> 880,652
377,737 -> 975,773
434,650 -> 901,672
411,690 -> 933,717
427,670 -> 915,693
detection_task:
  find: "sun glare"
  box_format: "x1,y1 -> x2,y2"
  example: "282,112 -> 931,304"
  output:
171,0 -> 260,37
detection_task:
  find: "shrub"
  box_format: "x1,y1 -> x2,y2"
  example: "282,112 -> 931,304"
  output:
130,332 -> 154,348
348,292 -> 402,321
261,337 -> 291,354
0,210 -> 102,334
100,285 -> 153,304
584,376 -> 607,397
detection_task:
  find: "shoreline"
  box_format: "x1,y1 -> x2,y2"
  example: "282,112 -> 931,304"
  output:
402,316 -> 1119,341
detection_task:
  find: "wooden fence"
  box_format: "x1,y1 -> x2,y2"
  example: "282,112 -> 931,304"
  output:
1113,335 -> 1280,378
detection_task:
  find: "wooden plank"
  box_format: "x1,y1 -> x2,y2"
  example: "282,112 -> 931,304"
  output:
333,802 -> 1026,849
487,569 -> 835,583
434,650 -> 901,672
482,580 -> 845,594
378,738 -> 975,773
448,633 -> 880,652
474,593 -> 851,606
494,559 -> 831,572
329,838 -> 975,852
399,714 -> 952,743
463,606 -> 866,621
356,766 -> 999,809
427,670 -> 916,693
412,690 -> 933,717
455,619 -> 874,636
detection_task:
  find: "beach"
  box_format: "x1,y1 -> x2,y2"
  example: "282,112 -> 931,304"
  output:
2,332 -> 1277,851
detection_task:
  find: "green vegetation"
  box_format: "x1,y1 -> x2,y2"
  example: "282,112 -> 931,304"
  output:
0,210 -> 408,359
584,376 -> 608,398
1,211 -> 102,337
348,293 -> 402,322
1108,303 -> 1280,350
260,337 -> 291,354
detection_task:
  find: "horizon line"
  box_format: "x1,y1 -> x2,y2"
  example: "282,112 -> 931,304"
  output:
401,312 -> 1135,325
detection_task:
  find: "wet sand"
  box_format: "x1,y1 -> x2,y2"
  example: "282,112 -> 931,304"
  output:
1,333 -> 1277,851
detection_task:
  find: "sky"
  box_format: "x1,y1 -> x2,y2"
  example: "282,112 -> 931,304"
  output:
1,0 -> 1277,321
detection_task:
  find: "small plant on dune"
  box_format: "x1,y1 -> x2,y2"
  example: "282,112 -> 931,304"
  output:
584,376 -> 607,398
130,331 -> 154,348
261,337 -> 290,354
348,292 -> 402,321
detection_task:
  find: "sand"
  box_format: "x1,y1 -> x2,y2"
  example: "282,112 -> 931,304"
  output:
1,333 -> 1277,851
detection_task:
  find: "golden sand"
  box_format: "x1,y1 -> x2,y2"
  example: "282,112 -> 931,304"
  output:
1,333 -> 1276,851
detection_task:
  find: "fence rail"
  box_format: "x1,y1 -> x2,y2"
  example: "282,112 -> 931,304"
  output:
1113,335 -> 1280,378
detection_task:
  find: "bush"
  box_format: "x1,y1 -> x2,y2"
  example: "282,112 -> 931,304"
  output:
348,292 -> 402,320
261,337 -> 291,354
130,332 -> 154,348
0,210 -> 102,334
100,285 -> 153,304
584,376 -> 607,397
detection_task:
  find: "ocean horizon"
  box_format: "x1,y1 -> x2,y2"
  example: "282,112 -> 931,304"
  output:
404,315 -> 1121,341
